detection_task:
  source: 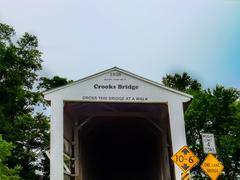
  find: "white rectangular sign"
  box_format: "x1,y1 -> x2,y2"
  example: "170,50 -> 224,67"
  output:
201,133 -> 217,154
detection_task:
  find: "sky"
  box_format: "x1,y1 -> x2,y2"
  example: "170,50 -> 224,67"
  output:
0,0 -> 240,89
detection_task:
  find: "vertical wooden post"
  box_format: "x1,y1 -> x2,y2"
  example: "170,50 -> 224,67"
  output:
74,126 -> 81,180
50,100 -> 64,180
168,100 -> 187,180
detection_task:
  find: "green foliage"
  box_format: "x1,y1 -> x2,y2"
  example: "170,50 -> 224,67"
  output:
0,22 -> 49,179
162,72 -> 201,92
0,135 -> 21,180
162,73 -> 240,179
38,76 -> 73,91
185,87 -> 240,179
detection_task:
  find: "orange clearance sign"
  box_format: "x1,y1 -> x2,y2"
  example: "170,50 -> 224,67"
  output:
171,145 -> 199,172
201,154 -> 224,180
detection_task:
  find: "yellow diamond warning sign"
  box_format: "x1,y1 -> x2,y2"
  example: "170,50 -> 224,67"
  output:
201,154 -> 224,180
171,145 -> 199,172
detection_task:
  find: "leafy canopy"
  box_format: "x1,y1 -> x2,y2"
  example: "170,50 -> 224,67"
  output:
162,72 -> 201,92
0,22 -> 49,179
0,135 -> 21,180
38,76 -> 73,91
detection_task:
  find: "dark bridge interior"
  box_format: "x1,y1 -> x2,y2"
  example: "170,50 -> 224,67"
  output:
64,102 -> 174,180
80,116 -> 161,180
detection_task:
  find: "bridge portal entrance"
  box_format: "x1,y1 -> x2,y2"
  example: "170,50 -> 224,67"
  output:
44,67 -> 192,180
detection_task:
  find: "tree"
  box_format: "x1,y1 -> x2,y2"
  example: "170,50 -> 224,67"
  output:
0,135 -> 21,180
0,22 -> 49,179
162,72 -> 201,92
38,76 -> 73,91
185,87 -> 240,179
162,73 -> 240,179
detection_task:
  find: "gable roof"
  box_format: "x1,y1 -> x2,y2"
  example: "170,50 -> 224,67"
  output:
43,67 -> 193,99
